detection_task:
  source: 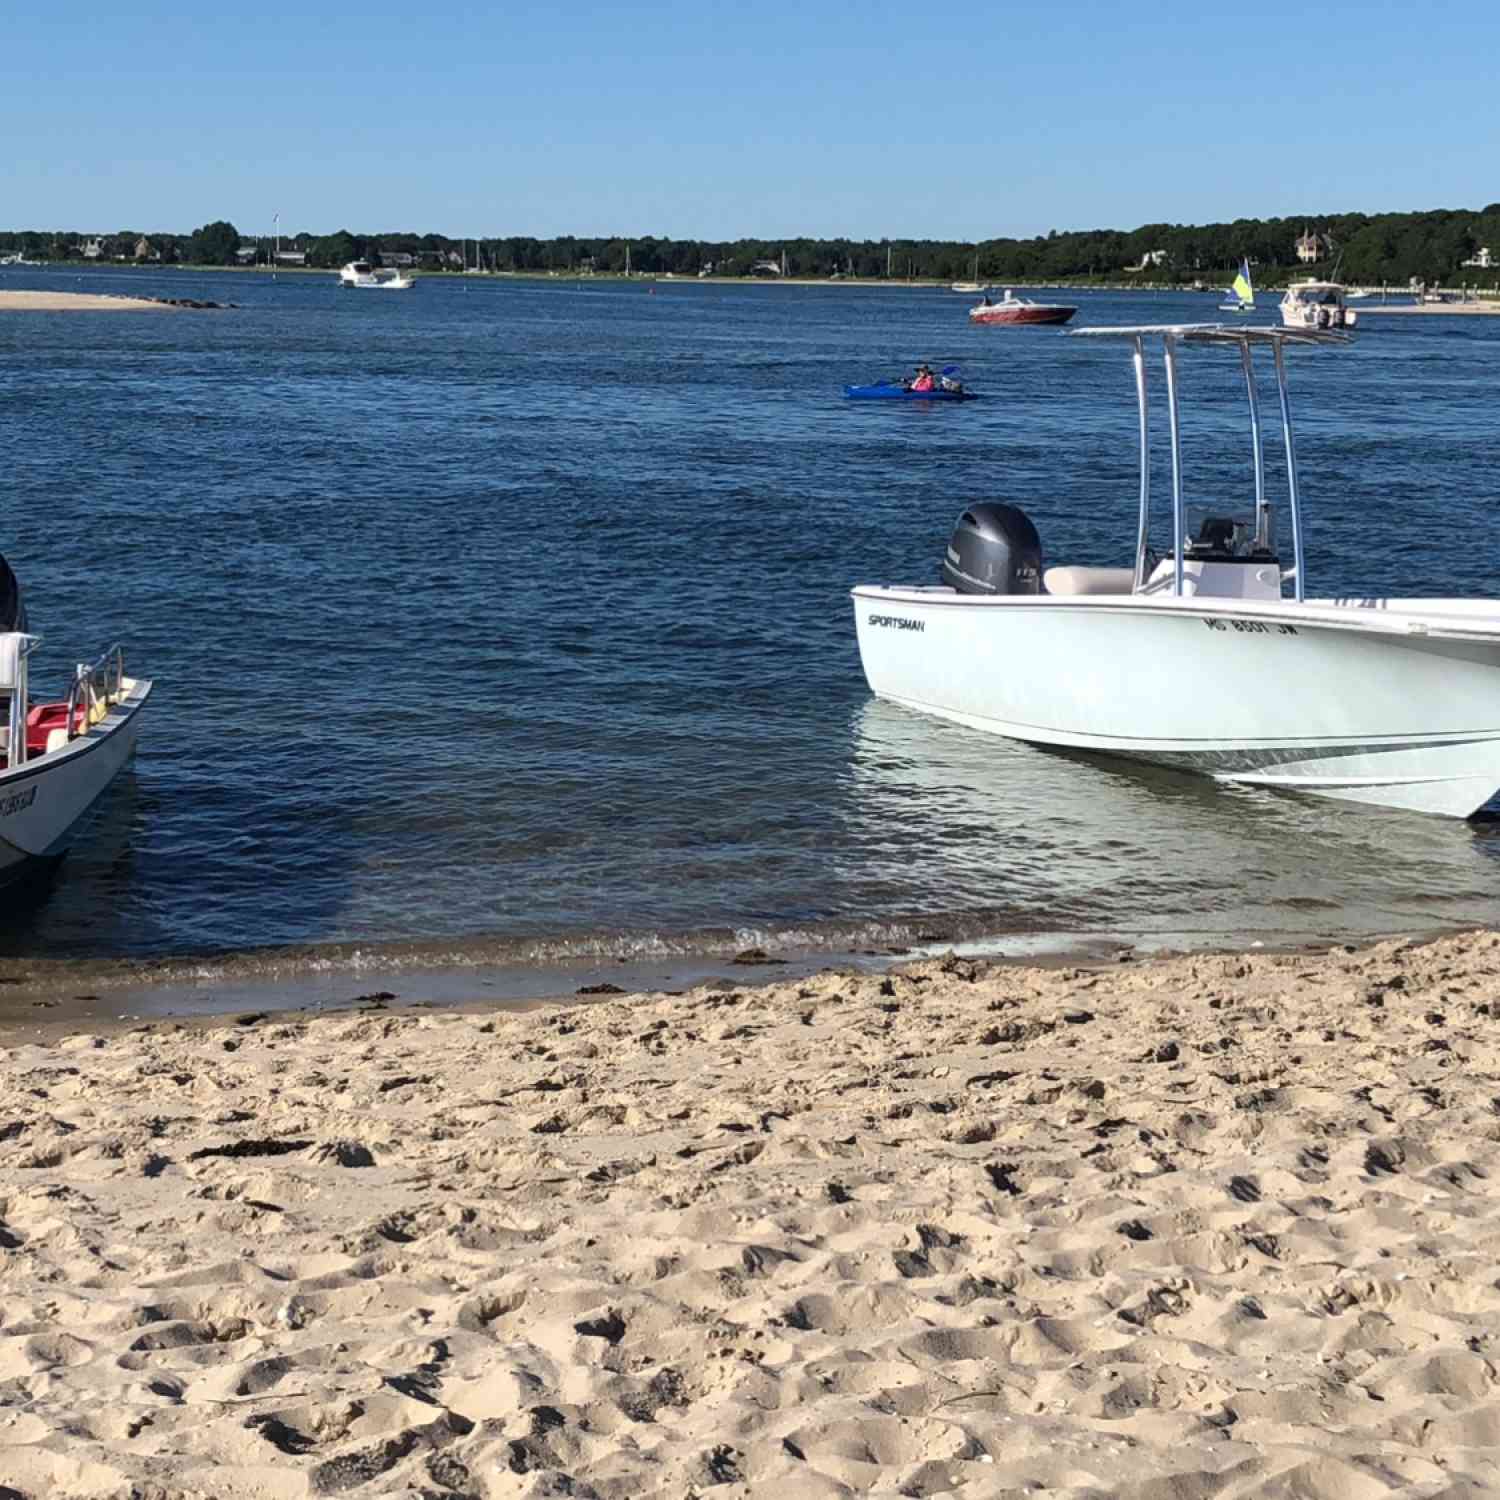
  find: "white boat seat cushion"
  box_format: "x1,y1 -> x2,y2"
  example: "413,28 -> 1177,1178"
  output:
1044,566 -> 1136,596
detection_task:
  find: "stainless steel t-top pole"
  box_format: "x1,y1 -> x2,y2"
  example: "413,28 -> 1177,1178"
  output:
1132,334 -> 1151,590
1272,337 -> 1305,602
1163,334 -> 1185,597
1240,336 -> 1268,552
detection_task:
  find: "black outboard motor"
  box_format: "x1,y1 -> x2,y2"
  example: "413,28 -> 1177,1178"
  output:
0,555 -> 26,634
941,503 -> 1043,595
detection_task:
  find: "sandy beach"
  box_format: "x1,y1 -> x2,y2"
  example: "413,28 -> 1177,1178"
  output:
3,931 -> 1499,1497
0,290 -> 181,313
1353,301 -> 1500,316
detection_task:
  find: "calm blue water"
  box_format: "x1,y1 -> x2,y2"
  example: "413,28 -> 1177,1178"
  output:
3,265 -> 1500,977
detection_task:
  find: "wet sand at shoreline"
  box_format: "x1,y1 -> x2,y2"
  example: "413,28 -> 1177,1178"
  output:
3,929 -> 1499,1497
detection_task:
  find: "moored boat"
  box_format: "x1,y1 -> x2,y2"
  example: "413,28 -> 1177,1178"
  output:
1280,279 -> 1355,329
852,322 -> 1500,819
969,289 -> 1076,326
338,261 -> 414,290
0,557 -> 151,891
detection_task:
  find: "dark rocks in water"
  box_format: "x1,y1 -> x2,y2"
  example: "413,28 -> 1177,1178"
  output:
150,296 -> 237,310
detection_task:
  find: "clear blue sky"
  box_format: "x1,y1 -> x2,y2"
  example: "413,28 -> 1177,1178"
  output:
5,0 -> 1496,240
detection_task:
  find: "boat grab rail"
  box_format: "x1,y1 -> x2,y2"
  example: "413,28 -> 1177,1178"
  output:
62,644 -> 126,744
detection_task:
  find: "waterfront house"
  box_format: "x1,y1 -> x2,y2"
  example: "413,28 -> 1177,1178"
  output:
1295,228 -> 1327,264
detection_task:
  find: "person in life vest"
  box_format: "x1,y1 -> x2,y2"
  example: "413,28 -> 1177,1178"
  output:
910,363 -> 936,392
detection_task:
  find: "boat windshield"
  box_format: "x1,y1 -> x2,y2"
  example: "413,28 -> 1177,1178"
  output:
1290,284 -> 1342,303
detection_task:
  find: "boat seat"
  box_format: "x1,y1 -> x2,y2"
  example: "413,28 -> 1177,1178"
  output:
1043,566 -> 1136,596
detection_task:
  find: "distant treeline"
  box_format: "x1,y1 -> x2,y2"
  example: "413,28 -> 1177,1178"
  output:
5,206 -> 1500,286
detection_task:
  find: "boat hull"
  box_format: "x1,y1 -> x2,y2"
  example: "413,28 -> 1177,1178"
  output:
851,590 -> 1500,816
0,677 -> 152,886
969,305 -> 1076,326
845,383 -> 978,402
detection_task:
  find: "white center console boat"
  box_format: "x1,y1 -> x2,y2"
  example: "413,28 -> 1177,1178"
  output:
853,324 -> 1500,817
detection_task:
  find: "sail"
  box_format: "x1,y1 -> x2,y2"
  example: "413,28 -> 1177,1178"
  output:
1230,259 -> 1254,307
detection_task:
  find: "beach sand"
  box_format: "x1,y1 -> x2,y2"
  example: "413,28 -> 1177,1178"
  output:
0,290 -> 179,313
1354,301 -> 1500,316
3,931 -> 1500,1497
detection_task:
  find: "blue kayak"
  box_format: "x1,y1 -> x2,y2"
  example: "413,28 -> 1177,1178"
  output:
844,381 -> 978,401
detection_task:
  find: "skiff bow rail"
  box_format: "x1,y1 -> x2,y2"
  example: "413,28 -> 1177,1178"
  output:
1068,323 -> 1350,603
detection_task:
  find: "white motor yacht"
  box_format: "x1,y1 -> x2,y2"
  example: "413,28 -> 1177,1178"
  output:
0,557 -> 151,890
338,260 -> 414,290
1281,279 -> 1355,329
852,323 -> 1500,818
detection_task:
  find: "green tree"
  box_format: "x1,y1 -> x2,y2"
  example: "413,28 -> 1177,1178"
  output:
188,220 -> 240,265
308,231 -> 358,268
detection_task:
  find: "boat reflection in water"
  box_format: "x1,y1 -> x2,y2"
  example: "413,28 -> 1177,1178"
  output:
840,698 -> 1500,955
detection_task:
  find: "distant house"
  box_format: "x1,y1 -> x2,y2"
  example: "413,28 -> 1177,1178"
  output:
275,249 -> 307,266
1125,249 -> 1168,272
235,242 -> 259,265
1462,246 -> 1494,269
750,258 -> 783,276
82,237 -> 104,260
376,251 -> 415,268
1295,228 -> 1327,264
133,236 -> 159,261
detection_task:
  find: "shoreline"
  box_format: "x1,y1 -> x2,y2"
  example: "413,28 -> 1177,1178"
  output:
0,911 -> 1450,1042
3,926 -> 1498,1495
9,269 -> 1499,311
0,289 -> 230,312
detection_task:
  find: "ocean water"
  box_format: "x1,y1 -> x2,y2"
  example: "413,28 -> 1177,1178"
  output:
3,265 -> 1500,983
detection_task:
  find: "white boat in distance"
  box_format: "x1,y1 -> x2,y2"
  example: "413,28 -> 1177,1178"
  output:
951,253 -> 988,293
338,260 -> 414,290
1281,278 -> 1355,329
0,557 -> 151,890
853,323 -> 1500,818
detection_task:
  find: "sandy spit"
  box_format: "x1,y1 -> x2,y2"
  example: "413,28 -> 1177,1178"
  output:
1354,301 -> 1500,316
0,290 -> 179,313
3,931 -> 1500,1498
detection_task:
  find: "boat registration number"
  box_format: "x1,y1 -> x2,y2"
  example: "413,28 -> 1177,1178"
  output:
1203,620 -> 1298,636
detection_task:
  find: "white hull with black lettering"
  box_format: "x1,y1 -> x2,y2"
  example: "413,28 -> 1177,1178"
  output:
854,592 -> 1500,817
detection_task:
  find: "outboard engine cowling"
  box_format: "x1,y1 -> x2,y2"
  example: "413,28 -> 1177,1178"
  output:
0,555 -> 26,634
941,503 -> 1043,595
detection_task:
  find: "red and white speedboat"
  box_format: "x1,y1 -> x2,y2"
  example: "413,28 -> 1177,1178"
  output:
968,288 -> 1077,326
0,557 -> 151,892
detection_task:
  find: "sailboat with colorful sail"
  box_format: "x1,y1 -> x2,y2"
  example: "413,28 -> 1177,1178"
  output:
1219,258 -> 1255,313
